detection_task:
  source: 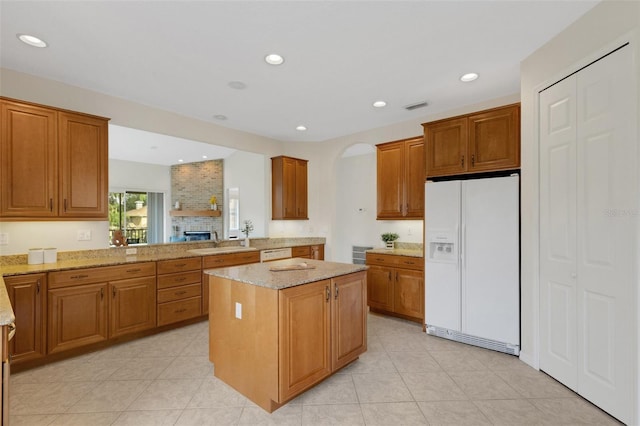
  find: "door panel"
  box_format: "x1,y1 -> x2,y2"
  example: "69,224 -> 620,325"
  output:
539,75 -> 578,391
575,45 -> 635,424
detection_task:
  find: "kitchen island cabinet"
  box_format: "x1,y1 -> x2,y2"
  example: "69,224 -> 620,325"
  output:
207,259 -> 367,412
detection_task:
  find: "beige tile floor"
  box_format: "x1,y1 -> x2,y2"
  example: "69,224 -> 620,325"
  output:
10,313 -> 621,425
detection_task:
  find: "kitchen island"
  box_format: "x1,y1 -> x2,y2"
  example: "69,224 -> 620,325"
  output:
206,258 -> 367,413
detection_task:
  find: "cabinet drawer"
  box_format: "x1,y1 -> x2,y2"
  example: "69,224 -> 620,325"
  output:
291,246 -> 310,258
230,251 -> 261,265
157,271 -> 201,289
156,257 -> 201,274
157,283 -> 201,303
158,297 -> 202,326
365,253 -> 423,271
49,262 -> 156,288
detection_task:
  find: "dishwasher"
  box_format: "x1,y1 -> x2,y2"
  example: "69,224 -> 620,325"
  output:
260,247 -> 292,262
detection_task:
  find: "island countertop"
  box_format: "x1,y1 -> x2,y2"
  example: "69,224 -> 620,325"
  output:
205,258 -> 367,290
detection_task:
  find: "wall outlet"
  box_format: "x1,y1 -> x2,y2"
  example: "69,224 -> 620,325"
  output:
0,233 -> 8,245
125,248 -> 137,255
235,302 -> 242,319
77,230 -> 92,241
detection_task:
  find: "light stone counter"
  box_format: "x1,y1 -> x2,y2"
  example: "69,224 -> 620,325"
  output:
366,248 -> 423,258
205,258 -> 367,290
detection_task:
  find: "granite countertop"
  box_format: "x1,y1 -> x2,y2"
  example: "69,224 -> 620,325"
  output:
0,237 -> 326,326
205,258 -> 367,290
366,248 -> 424,258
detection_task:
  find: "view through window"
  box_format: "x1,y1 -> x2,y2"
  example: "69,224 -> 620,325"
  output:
109,191 -> 164,245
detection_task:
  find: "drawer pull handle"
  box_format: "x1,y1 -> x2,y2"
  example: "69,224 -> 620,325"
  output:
174,308 -> 187,314
175,277 -> 186,282
175,263 -> 186,267
325,286 -> 330,302
126,268 -> 141,273
175,291 -> 187,296
71,274 -> 89,280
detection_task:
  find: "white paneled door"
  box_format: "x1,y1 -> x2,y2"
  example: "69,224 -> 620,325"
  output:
539,44 -> 636,425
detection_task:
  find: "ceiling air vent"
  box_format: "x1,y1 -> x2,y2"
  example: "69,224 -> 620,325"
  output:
404,101 -> 428,111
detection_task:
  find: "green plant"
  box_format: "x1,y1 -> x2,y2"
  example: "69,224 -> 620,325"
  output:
241,220 -> 254,238
381,232 -> 399,243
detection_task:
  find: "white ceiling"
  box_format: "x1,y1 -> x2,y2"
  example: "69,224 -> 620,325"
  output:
1,1 -> 598,153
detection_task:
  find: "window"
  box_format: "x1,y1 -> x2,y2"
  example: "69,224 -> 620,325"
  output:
109,191 -> 164,245
228,187 -> 240,239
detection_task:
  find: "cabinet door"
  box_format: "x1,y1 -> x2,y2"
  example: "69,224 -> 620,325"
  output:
0,100 -> 57,217
331,272 -> 367,370
294,159 -> 308,219
110,277 -> 156,338
282,157 -> 297,219
404,138 -> 425,218
376,141 -> 404,219
4,274 -> 46,363
366,265 -> 393,311
468,105 -> 520,172
310,245 -> 324,260
424,117 -> 468,177
48,283 -> 108,354
279,280 -> 331,402
393,268 -> 423,320
58,111 -> 108,218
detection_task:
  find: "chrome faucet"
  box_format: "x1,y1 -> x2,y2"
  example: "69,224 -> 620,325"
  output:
212,231 -> 219,247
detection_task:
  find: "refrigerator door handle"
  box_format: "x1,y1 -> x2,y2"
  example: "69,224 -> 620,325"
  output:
460,224 -> 466,268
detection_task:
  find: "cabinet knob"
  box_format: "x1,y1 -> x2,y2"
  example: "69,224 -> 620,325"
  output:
335,284 -> 339,299
325,286 -> 330,302
471,154 -> 475,167
461,156 -> 465,167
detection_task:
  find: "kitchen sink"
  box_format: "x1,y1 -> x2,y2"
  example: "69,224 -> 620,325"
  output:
188,246 -> 258,255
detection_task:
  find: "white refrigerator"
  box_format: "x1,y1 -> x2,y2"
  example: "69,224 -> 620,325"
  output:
424,175 -> 520,355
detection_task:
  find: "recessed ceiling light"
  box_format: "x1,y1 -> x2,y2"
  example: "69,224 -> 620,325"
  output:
265,54 -> 285,65
202,155 -> 208,159
228,81 -> 247,90
372,101 -> 387,108
213,114 -> 227,120
178,159 -> 184,163
296,125 -> 307,131
17,34 -> 47,48
460,73 -> 479,82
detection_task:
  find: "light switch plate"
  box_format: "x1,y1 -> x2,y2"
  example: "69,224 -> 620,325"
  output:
235,302 -> 242,319
77,230 -> 92,241
0,233 -> 8,245
125,248 -> 137,255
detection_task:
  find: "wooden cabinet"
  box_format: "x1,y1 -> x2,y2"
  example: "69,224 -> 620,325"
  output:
157,257 -> 202,326
4,274 -> 46,364
0,98 -> 109,219
278,273 -> 367,400
366,253 -> 424,323
110,276 -> 156,338
48,262 -> 156,353
272,156 -> 308,220
376,136 -> 424,219
291,245 -> 325,260
210,269 -> 366,412
48,283 -> 108,354
423,104 -> 520,178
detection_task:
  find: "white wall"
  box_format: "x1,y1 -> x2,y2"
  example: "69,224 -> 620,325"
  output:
519,0 -> 640,373
223,151 -> 268,239
0,221 -> 110,255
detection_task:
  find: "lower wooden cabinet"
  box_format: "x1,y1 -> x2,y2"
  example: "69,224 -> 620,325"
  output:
366,253 -> 424,323
157,258 -> 202,325
110,277 -> 156,338
291,244 -> 325,260
278,272 -> 366,402
48,283 -> 108,354
48,262 -> 156,354
4,273 -> 46,364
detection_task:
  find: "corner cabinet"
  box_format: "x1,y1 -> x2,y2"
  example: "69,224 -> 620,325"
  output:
4,274 -> 47,364
0,98 -> 109,219
423,104 -> 520,178
376,136 -> 424,219
271,156 -> 308,220
366,253 -> 424,323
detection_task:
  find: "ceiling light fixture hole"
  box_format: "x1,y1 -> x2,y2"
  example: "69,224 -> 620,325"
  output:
17,34 -> 47,48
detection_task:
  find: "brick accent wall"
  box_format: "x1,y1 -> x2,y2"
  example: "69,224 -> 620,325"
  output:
171,160 -> 223,238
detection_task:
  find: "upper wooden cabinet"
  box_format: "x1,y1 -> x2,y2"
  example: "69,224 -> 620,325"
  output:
376,136 -> 424,219
272,156 -> 308,220
0,98 -> 109,219
423,104 -> 520,178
